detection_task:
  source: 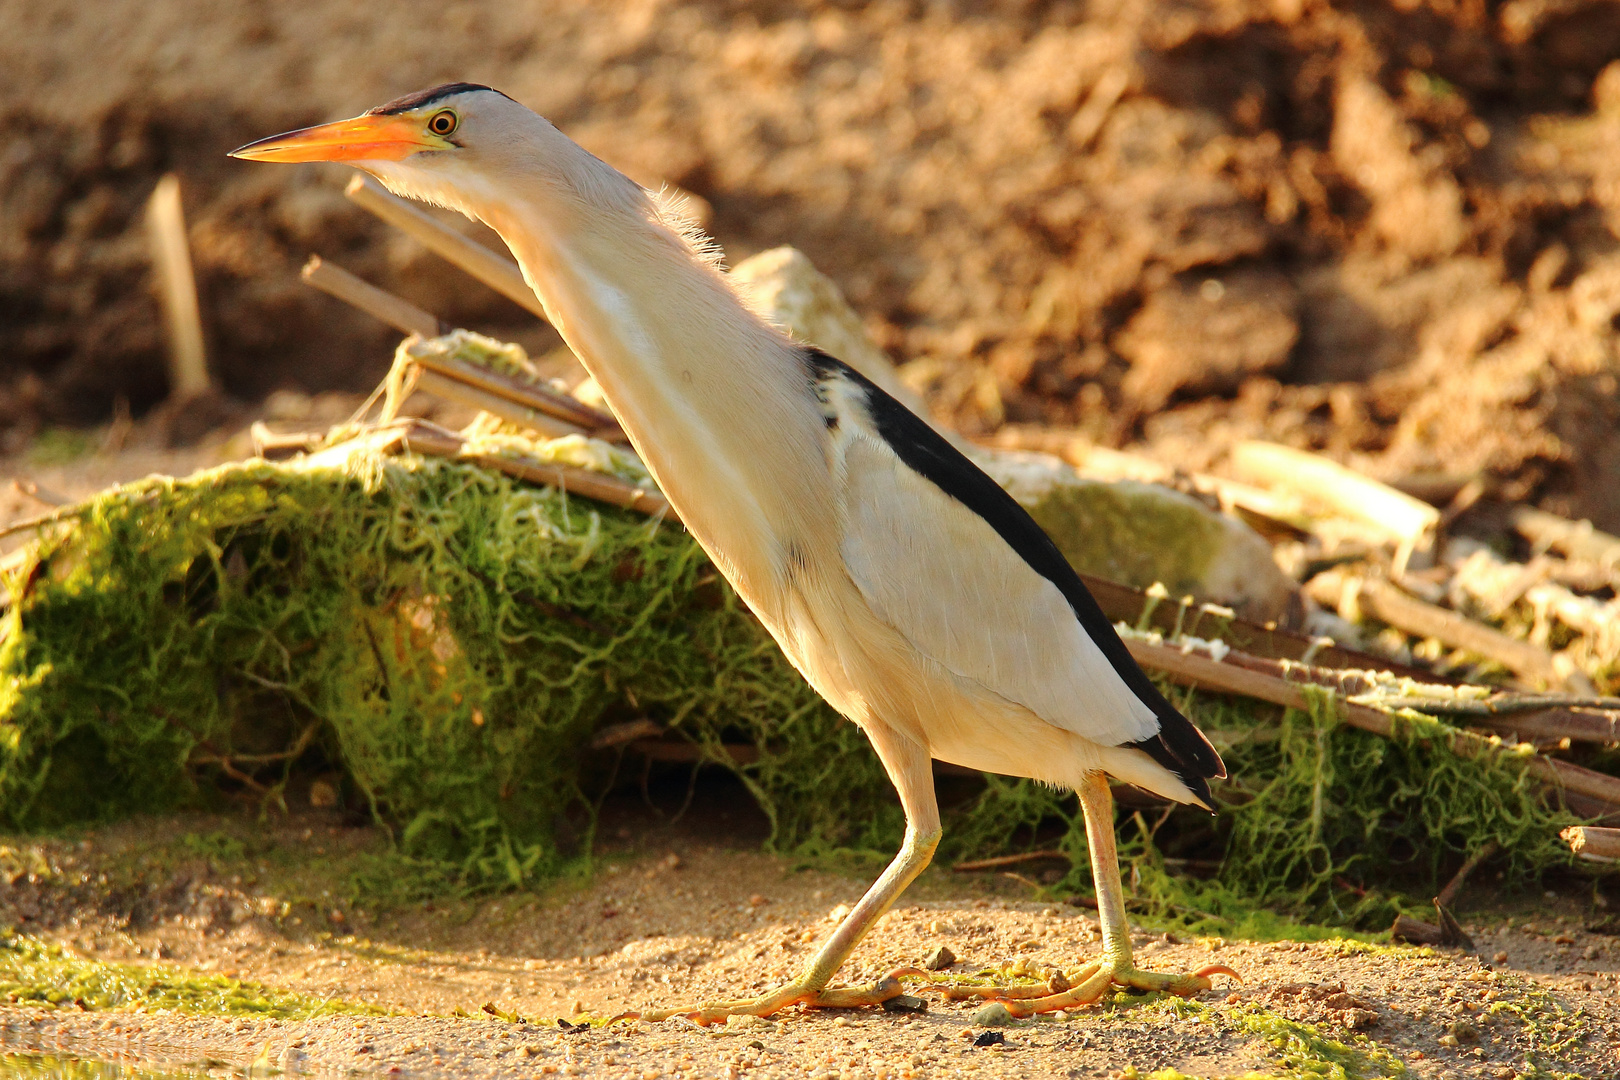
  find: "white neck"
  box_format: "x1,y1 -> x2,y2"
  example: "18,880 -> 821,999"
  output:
464,177 -> 833,615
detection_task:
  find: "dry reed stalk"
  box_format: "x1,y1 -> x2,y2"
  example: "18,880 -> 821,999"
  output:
300,255 -> 443,338
145,174 -> 210,401
411,368 -> 592,441
1511,507 -> 1620,575
1124,637 -> 1620,813
1308,570 -> 1572,690
951,850 -> 1070,872
1229,440 -> 1438,570
397,421 -> 670,517
345,175 -> 547,320
408,350 -> 623,440
1560,825 -> 1620,860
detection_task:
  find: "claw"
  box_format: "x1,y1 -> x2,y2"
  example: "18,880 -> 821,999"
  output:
1194,964 -> 1242,984
609,968 -> 925,1026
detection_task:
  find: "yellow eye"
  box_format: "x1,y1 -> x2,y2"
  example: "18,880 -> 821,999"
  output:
428,110 -> 458,136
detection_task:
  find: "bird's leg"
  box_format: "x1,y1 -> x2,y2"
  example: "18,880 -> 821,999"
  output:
937,772 -> 1237,1015
614,726 -> 939,1025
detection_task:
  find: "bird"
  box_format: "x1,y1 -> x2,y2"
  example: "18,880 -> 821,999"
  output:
232,84 -> 1237,1023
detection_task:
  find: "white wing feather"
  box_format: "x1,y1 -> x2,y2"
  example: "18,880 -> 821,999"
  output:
836,427 -> 1160,748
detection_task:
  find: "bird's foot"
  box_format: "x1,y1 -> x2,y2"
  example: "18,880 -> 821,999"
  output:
611,967 -> 926,1027
934,959 -> 1239,1016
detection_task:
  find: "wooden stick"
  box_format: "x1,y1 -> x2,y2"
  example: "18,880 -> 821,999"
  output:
1125,637 -> 1620,812
145,174 -> 210,400
1308,571 -> 1568,690
1435,841 -> 1499,908
1125,638 -> 1393,737
952,850 -> 1070,873
1080,572 -> 1441,681
345,175 -> 547,321
470,453 -> 670,518
1229,440 -> 1438,551
1178,647 -> 1617,747
1511,507 -> 1620,573
409,350 -> 623,439
1465,708 -> 1620,746
1391,914 -> 1448,946
1560,825 -> 1620,860
300,255 -> 444,338
411,368 -> 591,440
1360,577 -> 1570,690
250,421 -> 324,460
397,421 -> 672,518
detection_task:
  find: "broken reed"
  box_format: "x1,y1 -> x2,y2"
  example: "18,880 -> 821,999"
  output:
0,445 -> 1588,927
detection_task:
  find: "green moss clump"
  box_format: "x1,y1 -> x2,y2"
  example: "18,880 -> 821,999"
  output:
1019,479 -> 1224,595
0,932 -> 386,1018
0,452 -> 881,885
0,444 -> 1583,920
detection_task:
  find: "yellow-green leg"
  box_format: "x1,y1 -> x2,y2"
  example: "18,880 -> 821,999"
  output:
941,772 -> 1238,1016
613,724 -> 939,1026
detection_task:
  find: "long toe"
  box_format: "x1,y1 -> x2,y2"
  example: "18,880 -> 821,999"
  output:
972,959 -> 1240,1017
935,961 -> 1084,1002
804,970 -> 915,1009
612,968 -> 923,1026
1114,962 -> 1243,998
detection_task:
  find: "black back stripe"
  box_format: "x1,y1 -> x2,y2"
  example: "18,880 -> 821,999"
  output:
804,349 -> 1225,795
367,83 -> 508,115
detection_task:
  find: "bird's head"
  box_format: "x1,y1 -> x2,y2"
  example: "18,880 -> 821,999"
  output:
230,83 -> 589,217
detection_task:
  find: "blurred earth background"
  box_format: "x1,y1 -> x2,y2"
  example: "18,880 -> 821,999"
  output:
6,0 -> 1620,527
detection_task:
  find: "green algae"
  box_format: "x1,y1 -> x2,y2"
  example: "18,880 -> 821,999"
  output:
0,932 -> 387,1018
1485,979 -> 1595,1080
1114,997 -> 1409,1080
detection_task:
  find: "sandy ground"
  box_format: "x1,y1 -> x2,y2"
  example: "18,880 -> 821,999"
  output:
1,800 -> 1617,1080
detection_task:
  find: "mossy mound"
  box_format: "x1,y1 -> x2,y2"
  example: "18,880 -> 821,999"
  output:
0,444 -> 1579,925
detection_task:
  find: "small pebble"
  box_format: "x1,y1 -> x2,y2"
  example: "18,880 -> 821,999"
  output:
972,1002 -> 1014,1028
1438,1034 -> 1459,1047
922,945 -> 956,971
1493,951 -> 1508,963
881,995 -> 928,1014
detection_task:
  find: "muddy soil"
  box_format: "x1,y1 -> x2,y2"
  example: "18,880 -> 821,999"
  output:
6,0 -> 1620,526
0,795 -> 1617,1080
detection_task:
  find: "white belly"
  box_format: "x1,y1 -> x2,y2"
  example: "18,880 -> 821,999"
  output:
759,565 -> 1197,804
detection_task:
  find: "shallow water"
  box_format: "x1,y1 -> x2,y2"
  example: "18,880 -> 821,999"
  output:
0,1055 -> 218,1080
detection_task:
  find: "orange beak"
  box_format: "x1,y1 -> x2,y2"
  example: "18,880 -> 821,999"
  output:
229,114 -> 445,163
